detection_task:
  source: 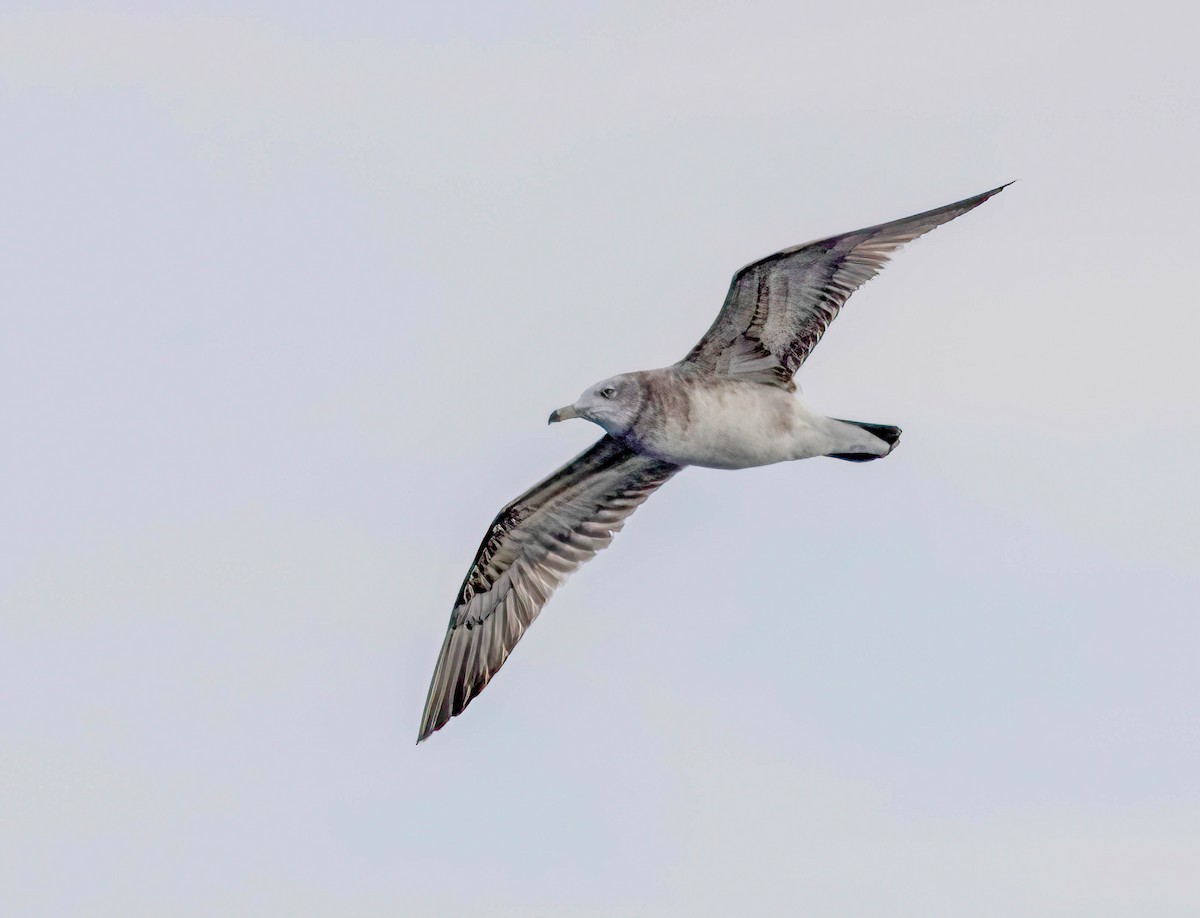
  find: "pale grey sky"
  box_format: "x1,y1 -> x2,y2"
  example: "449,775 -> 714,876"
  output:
2,3 -> 1198,916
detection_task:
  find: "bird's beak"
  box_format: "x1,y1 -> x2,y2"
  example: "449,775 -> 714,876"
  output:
548,404 -> 580,424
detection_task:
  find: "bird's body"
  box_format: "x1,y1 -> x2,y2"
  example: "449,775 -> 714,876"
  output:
621,368 -> 894,469
417,183 -> 1009,742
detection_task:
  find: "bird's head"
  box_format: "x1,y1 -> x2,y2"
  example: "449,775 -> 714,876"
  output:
548,373 -> 643,436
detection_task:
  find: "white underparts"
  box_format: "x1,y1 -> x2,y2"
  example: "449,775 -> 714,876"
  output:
640,381 -> 890,470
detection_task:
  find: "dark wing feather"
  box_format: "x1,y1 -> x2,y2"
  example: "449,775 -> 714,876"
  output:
681,184 -> 1009,386
417,435 -> 680,742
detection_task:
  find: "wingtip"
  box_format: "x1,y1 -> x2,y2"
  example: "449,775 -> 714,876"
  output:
417,700 -> 454,744
950,181 -> 1013,213
415,714 -> 439,745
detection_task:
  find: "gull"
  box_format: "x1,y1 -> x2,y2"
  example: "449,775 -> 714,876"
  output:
417,184 -> 1008,742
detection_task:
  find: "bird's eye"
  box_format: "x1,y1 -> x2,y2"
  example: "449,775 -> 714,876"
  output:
600,386 -> 617,399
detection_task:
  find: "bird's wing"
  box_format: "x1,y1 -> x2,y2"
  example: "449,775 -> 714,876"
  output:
417,435 -> 680,742
680,184 -> 1009,387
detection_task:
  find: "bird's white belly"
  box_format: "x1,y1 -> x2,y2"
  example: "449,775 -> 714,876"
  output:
643,384 -> 848,470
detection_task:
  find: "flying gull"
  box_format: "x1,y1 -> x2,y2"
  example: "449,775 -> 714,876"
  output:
417,184 -> 1008,742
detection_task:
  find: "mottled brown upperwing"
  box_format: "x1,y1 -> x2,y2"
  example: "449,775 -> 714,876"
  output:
419,435 -> 680,741
680,185 -> 1009,384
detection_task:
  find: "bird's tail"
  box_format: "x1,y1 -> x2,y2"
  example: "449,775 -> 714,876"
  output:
827,420 -> 902,462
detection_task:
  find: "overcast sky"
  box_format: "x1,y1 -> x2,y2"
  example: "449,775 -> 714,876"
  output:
2,3 -> 1198,916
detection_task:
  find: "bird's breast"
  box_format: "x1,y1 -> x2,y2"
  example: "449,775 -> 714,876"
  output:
635,381 -> 829,470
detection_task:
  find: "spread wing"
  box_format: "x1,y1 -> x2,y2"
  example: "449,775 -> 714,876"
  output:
680,184 -> 1009,387
417,435 -> 680,742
